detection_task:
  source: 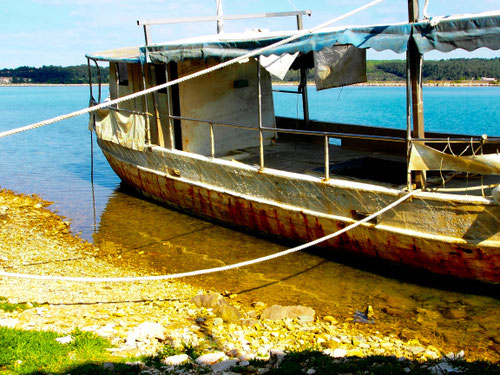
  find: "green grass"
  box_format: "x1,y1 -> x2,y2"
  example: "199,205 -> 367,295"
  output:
0,327 -> 113,374
0,297 -> 40,312
1,325 -> 499,375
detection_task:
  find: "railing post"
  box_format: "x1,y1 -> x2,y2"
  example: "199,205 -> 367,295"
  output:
324,135 -> 330,180
257,56 -> 264,170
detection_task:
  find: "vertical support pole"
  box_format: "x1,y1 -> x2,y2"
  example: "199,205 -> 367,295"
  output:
87,58 -> 94,103
93,59 -> 102,103
147,64 -> 163,146
165,66 -> 175,150
216,0 -> 224,34
140,62 -> 151,145
324,135 -> 330,181
406,51 -> 413,191
408,0 -> 426,188
297,14 -> 309,127
257,56 -> 264,170
210,123 -> 215,158
143,25 -> 151,45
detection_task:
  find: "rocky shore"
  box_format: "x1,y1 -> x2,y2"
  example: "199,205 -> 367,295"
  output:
0,188 -> 496,373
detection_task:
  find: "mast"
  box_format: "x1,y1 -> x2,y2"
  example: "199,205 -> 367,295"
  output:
216,0 -> 224,34
407,0 -> 425,188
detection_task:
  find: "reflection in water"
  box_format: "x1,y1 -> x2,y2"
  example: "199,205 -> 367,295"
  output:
94,185 -> 499,361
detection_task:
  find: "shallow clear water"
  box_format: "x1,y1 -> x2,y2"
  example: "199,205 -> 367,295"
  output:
0,85 -> 499,360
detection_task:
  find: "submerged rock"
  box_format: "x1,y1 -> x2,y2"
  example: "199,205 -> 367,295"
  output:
213,300 -> 241,323
190,293 -> 223,308
261,305 -> 315,322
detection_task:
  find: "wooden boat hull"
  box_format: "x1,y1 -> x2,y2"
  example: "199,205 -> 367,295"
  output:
98,139 -> 500,283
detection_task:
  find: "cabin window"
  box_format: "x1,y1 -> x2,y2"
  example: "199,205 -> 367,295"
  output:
117,63 -> 129,86
154,64 -> 168,94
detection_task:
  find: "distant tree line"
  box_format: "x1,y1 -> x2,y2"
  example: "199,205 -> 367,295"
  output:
0,65 -> 109,84
0,58 -> 498,84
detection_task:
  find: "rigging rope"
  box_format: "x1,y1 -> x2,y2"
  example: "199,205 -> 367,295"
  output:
423,0 -> 430,19
0,0 -> 383,140
0,189 -> 419,282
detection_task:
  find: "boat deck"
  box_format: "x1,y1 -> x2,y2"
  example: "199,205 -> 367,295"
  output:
225,139 -> 500,199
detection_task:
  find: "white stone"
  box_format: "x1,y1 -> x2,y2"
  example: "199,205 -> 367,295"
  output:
211,359 -> 239,373
162,354 -> 190,366
306,369 -> 317,375
406,345 -> 425,355
269,349 -> 286,367
0,318 -> 19,328
126,322 -> 166,345
102,362 -> 114,371
196,351 -> 225,365
429,361 -> 462,375
55,335 -> 73,344
445,350 -> 465,360
332,348 -> 347,358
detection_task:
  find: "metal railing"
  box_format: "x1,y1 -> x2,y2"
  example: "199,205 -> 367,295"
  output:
137,10 -> 312,46
168,114 -> 408,181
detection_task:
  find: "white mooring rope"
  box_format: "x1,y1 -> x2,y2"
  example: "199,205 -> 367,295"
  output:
0,189 -> 419,282
0,0 -> 383,139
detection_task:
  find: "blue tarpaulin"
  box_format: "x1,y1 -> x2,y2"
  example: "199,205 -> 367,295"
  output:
139,12 -> 500,64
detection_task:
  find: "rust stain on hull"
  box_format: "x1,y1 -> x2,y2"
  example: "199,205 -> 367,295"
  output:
103,152 -> 500,284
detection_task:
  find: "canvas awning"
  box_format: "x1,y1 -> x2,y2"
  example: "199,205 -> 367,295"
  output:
409,142 -> 500,175
139,11 -> 500,65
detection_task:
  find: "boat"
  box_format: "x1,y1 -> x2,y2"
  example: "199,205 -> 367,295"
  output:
85,1 -> 500,283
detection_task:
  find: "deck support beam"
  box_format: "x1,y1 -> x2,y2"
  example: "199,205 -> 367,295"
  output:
408,0 -> 426,188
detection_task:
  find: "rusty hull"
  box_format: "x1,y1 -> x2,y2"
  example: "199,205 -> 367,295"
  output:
98,139 -> 500,283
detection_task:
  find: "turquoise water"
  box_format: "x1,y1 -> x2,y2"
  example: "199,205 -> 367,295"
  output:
276,85 -> 500,135
1,85 -> 499,360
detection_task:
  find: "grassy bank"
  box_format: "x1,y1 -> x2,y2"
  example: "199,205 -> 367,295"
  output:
1,323 -> 499,374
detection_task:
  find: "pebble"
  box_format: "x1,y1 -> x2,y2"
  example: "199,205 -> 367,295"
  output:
162,354 -> 190,365
332,348 -> 348,358
55,335 -> 73,344
211,359 -> 239,373
102,362 -> 114,372
196,352 -> 226,365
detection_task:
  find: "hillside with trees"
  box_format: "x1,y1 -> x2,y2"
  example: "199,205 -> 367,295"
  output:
0,58 -> 498,84
0,65 -> 109,84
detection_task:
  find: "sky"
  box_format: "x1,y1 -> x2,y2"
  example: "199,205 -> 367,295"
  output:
2,0 -> 499,68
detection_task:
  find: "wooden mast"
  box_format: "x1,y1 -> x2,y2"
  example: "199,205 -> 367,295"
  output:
408,0 -> 426,188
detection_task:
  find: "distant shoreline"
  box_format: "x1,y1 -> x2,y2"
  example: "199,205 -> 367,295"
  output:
275,81 -> 499,87
1,81 -> 498,88
0,83 -> 109,87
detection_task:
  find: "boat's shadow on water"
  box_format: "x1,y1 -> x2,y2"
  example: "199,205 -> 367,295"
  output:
109,183 -> 499,299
